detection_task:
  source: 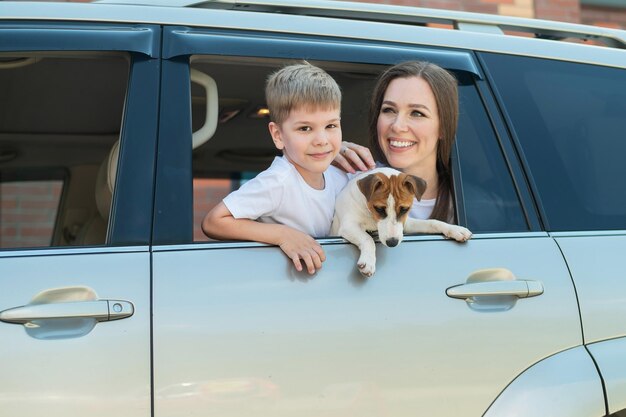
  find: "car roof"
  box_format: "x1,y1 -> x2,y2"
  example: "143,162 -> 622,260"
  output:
2,0 -> 625,68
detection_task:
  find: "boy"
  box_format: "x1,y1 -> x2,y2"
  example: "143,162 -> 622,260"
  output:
202,62 -> 347,275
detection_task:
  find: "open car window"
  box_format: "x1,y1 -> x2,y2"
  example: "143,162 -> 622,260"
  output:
190,55 -> 529,242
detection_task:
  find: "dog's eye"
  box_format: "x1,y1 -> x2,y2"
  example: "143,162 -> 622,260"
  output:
398,206 -> 409,215
375,206 -> 387,218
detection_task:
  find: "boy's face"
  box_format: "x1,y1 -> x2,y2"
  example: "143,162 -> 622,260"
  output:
269,106 -> 342,187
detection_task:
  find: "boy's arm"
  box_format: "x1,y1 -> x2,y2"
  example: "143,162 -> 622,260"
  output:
202,202 -> 325,274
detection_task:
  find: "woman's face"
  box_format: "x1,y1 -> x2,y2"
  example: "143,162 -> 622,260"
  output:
376,76 -> 440,176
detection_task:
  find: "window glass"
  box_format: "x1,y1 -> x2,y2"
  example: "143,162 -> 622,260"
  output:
0,180 -> 62,248
456,73 -> 527,232
0,53 -> 128,249
482,53 -> 626,231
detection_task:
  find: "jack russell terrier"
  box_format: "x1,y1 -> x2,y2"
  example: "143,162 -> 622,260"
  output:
331,167 -> 472,277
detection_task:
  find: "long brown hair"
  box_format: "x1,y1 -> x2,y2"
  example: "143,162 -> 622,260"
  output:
368,61 -> 458,222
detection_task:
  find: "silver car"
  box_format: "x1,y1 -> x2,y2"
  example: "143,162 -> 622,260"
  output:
0,1 -> 625,416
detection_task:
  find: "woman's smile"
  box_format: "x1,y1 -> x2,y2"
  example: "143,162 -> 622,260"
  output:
388,139 -> 416,149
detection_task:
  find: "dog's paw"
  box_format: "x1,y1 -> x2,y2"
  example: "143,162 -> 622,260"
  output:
444,225 -> 473,242
357,253 -> 376,277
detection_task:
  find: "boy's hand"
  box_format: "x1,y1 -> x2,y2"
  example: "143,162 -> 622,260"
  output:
277,228 -> 326,275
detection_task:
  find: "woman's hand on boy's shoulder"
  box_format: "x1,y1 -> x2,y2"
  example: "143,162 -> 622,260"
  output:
333,141 -> 376,174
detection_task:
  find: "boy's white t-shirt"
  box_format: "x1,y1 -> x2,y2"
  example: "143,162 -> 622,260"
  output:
223,156 -> 348,237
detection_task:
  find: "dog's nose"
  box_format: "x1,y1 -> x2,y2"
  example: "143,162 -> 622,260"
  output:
386,238 -> 399,247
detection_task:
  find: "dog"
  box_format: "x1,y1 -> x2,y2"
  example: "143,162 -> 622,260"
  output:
331,167 -> 472,277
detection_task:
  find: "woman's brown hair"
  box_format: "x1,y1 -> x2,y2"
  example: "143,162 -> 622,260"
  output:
368,60 -> 459,222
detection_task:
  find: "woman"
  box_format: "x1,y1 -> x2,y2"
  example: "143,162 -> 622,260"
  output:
336,60 -> 458,222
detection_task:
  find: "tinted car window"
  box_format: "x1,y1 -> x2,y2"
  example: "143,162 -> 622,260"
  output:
0,54 -> 129,248
482,53 -> 626,231
456,74 -> 528,233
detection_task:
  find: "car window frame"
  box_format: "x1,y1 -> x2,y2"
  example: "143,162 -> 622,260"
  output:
0,21 -> 161,248
154,26 -> 539,245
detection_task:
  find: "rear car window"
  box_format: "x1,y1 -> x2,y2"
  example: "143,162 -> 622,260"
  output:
482,53 -> 626,231
0,53 -> 129,249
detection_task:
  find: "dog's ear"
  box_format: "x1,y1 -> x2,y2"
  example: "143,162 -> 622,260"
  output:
403,175 -> 427,200
357,173 -> 384,200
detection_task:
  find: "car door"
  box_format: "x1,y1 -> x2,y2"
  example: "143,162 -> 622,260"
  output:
152,21 -> 586,417
0,21 -> 160,416
481,52 -> 626,414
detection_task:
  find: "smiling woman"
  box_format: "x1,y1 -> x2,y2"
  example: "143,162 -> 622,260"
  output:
365,60 -> 459,223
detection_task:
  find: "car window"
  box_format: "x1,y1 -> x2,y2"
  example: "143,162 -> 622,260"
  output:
481,53 -> 626,231
0,53 -> 129,249
189,55 -> 528,241
455,72 -> 528,233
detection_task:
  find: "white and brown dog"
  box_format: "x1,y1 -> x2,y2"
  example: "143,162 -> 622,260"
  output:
331,167 -> 472,277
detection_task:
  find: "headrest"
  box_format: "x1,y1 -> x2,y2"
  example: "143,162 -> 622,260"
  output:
93,70 -> 218,221
95,140 -> 119,221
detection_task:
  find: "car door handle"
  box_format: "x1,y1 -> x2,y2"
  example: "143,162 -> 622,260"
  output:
0,300 -> 134,324
446,280 -> 544,299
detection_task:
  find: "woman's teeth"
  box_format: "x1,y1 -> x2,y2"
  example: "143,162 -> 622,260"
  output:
390,140 -> 414,148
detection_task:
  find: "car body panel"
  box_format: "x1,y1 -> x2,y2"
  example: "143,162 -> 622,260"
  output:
153,235 -> 581,416
483,346 -> 605,417
555,234 -> 626,343
587,337 -> 626,414
0,249 -> 151,416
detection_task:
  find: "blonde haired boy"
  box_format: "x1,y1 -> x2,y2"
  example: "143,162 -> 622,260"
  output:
202,62 -> 347,274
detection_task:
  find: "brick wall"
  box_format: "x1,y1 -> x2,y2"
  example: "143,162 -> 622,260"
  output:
193,178 -> 232,242
535,0 -> 580,22
350,0 -> 626,28
0,181 -> 62,248
581,5 -> 626,29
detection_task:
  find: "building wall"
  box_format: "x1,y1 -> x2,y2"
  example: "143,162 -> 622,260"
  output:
582,4 -> 626,29
350,0 -> 626,28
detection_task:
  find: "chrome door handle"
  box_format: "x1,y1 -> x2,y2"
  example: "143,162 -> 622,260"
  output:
446,280 -> 544,299
0,300 -> 134,324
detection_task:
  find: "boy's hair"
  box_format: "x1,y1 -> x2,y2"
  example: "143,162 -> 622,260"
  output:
265,61 -> 341,124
